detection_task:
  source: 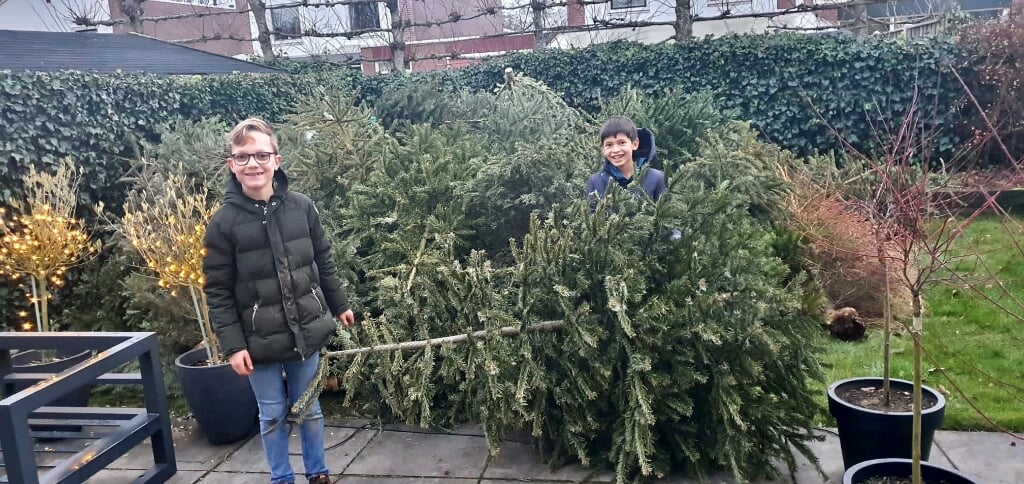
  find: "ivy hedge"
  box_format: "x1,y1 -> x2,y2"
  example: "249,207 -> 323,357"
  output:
0,33 -> 976,209
0,70 -> 360,207
373,35 -> 974,159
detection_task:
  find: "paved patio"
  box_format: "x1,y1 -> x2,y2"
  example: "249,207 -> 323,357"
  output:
77,418 -> 1022,483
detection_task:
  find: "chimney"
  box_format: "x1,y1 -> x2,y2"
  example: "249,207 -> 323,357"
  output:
567,0 -> 586,27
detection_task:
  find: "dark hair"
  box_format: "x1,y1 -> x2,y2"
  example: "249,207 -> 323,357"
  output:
599,116 -> 638,142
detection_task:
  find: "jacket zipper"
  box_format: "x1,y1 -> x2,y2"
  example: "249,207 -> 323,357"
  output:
251,301 -> 260,332
311,288 -> 326,315
263,199 -> 305,360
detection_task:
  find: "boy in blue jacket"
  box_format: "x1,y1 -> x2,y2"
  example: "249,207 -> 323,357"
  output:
585,116 -> 666,202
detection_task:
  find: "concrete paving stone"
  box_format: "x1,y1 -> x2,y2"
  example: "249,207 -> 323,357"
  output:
107,422 -> 250,472
450,423 -> 486,437
85,469 -> 204,483
217,426 -> 359,474
632,429 -> 845,483
325,429 -> 377,472
782,429 -> 847,483
934,430 -> 1024,484
343,431 -> 489,478
481,480 -> 587,484
193,471 -> 272,483
339,478 -> 476,483
379,422 -> 445,434
328,418 -> 380,429
483,440 -> 606,482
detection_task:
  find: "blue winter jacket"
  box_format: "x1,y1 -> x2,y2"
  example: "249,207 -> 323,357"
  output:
585,128 -> 666,202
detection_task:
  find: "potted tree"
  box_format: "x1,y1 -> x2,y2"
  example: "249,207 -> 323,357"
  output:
820,95 -> 982,483
115,161 -> 258,445
0,160 -> 98,433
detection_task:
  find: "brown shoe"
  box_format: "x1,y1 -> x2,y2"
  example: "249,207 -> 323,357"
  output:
308,474 -> 332,484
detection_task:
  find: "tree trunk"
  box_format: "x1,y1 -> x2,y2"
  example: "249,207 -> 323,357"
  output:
532,0 -> 547,48
386,0 -> 406,71
673,0 -> 692,41
247,0 -> 276,61
117,0 -> 146,32
911,291 -> 923,484
189,285 -> 221,365
881,256 -> 892,407
34,275 -> 50,332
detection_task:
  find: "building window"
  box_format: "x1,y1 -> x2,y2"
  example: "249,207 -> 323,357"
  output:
707,0 -> 752,7
271,7 -> 302,40
610,0 -> 646,9
160,0 -> 236,9
350,1 -> 381,31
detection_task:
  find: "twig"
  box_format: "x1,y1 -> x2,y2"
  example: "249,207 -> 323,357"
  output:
406,226 -> 430,292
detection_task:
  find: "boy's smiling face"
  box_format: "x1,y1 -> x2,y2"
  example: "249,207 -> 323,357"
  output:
228,131 -> 281,201
602,133 -> 640,172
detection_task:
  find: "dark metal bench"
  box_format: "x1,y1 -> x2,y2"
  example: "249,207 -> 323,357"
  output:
0,332 -> 176,484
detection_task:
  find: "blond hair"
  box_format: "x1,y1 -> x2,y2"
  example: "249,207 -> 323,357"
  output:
227,118 -> 279,152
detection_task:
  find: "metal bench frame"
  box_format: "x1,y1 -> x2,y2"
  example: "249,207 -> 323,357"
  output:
0,332 -> 176,484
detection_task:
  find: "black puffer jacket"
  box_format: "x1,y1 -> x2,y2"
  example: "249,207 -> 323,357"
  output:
203,169 -> 349,364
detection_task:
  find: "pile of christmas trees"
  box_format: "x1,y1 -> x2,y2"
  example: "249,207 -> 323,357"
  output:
283,76 -> 825,483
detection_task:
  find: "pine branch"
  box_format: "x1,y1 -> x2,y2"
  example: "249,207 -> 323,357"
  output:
324,320 -> 565,358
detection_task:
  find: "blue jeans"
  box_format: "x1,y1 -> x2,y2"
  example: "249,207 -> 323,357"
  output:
248,353 -> 328,484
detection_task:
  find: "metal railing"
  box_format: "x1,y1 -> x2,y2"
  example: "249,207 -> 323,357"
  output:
0,332 -> 176,484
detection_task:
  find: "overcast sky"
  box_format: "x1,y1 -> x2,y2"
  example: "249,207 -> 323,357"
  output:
0,0 -> 110,32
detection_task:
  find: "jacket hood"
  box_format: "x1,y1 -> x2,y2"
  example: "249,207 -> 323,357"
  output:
224,168 -> 289,210
634,127 -> 657,169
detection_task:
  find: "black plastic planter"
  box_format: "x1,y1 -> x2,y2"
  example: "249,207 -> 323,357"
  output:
7,349 -> 93,436
175,347 -> 259,445
844,458 -> 977,484
828,377 -> 946,469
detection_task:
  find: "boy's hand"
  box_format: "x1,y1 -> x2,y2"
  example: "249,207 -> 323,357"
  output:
338,309 -> 356,328
229,350 -> 254,376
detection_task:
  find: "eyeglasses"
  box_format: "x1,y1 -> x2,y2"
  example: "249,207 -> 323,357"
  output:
228,152 -> 277,166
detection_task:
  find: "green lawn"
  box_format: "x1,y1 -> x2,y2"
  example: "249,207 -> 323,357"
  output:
811,216 -> 1024,432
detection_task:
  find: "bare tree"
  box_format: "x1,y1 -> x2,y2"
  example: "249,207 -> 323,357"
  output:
59,0 -> 879,69
247,0 -> 275,60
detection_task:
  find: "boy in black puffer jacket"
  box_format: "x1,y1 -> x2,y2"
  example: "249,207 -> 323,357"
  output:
203,118 -> 354,484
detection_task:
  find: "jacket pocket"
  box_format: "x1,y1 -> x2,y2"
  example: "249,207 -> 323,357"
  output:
311,288 -> 326,316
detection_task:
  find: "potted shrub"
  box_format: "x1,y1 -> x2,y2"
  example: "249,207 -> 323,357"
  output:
825,153 -> 949,470
0,161 -> 97,433
817,96 -> 983,483
115,161 -> 258,445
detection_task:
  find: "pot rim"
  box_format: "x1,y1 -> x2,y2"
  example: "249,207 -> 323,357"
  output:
828,376 -> 946,416
845,458 -> 976,483
173,346 -> 231,369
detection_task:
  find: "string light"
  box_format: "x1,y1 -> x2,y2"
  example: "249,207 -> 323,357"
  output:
120,172 -> 218,295
0,161 -> 96,332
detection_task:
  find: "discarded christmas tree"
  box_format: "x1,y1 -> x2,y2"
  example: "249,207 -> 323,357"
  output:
286,77 -> 825,483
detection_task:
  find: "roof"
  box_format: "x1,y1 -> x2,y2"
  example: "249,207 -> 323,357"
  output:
0,29 -> 282,75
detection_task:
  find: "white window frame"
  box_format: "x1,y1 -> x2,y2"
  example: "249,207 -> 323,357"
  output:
609,0 -> 647,10
152,0 -> 236,9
